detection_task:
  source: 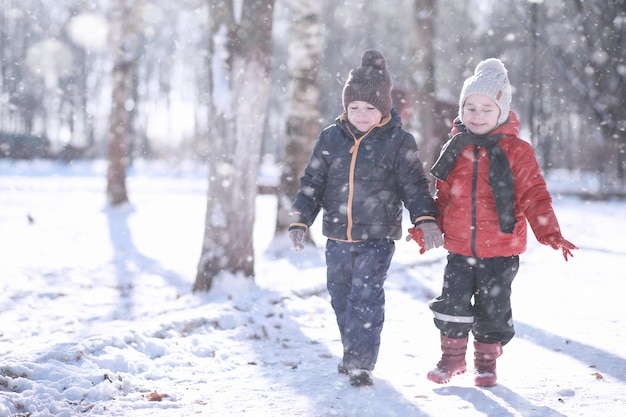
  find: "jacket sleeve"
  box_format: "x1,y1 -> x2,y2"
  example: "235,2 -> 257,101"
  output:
288,132 -> 327,229
431,136 -> 453,231
513,142 -> 562,242
396,132 -> 439,222
433,178 -> 450,231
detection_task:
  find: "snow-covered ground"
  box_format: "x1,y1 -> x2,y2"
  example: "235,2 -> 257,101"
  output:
1,160 -> 624,417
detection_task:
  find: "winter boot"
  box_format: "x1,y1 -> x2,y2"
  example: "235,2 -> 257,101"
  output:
426,335 -> 468,384
337,362 -> 349,375
473,340 -> 503,387
348,369 -> 374,386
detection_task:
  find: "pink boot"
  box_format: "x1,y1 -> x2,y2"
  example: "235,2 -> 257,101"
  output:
474,340 -> 503,387
427,335 -> 468,384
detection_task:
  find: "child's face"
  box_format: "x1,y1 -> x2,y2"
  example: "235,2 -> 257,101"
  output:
462,94 -> 500,135
346,101 -> 383,133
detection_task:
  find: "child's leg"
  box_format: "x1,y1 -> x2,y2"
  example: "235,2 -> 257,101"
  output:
427,253 -> 475,383
429,253 -> 476,338
325,239 -> 352,351
472,255 -> 519,345
326,239 -> 395,372
471,255 -> 519,387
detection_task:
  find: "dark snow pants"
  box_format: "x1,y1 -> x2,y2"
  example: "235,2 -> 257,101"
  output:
429,252 -> 519,345
325,238 -> 395,371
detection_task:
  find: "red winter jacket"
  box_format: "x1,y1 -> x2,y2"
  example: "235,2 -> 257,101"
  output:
434,112 -> 562,258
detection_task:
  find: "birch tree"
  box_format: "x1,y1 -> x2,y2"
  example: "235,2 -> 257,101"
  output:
275,0 -> 322,234
193,0 -> 275,293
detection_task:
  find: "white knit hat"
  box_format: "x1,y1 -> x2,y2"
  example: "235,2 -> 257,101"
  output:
458,58 -> 512,126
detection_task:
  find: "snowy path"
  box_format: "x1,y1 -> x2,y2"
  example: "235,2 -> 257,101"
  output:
1,162 -> 625,416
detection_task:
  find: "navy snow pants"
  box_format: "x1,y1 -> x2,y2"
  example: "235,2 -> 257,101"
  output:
325,238 -> 395,371
429,252 -> 519,345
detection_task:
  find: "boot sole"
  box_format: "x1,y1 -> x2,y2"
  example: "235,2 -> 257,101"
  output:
474,373 -> 497,387
426,367 -> 466,384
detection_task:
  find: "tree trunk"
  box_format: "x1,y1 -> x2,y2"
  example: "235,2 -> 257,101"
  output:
275,0 -> 322,235
194,0 -> 275,293
107,61 -> 132,205
410,0 -> 438,187
106,0 -> 144,206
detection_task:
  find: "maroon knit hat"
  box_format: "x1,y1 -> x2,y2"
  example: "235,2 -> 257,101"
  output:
342,50 -> 393,117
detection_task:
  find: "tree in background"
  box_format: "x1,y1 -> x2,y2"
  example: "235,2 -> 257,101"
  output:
409,0 -> 438,180
495,0 -> 626,190
1,0 -> 624,222
193,0 -> 275,292
537,0 -> 625,187
275,0 -> 322,235
65,11 -> 109,157
106,0 -> 145,205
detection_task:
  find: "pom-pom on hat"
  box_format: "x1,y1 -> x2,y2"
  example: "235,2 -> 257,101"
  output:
459,58 -> 512,125
342,50 -> 393,117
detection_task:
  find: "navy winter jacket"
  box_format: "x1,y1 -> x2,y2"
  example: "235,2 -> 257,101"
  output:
290,109 -> 438,241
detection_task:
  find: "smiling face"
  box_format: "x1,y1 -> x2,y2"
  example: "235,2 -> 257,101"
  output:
461,94 -> 501,135
346,101 -> 383,133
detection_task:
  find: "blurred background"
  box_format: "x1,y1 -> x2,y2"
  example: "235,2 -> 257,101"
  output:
1,0 -> 624,191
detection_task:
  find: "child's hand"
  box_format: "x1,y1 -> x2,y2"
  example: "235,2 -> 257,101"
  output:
406,226 -> 426,254
289,228 -> 305,251
406,222 -> 443,254
542,234 -> 578,261
417,222 -> 444,250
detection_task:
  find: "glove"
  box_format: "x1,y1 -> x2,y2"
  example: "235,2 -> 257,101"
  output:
417,221 -> 444,250
406,222 -> 443,254
542,234 -> 578,261
289,228 -> 305,251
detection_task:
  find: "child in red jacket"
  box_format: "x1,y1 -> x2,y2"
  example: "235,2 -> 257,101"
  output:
425,58 -> 577,387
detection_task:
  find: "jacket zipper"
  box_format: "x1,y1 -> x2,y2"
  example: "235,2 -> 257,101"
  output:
471,146 -> 479,257
343,115 -> 391,242
347,134 -> 365,241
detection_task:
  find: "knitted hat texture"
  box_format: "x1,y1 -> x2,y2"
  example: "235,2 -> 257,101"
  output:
459,58 -> 512,125
342,50 -> 393,117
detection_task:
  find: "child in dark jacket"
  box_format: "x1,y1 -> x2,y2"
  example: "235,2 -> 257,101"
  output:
288,50 -> 443,386
427,58 -> 578,387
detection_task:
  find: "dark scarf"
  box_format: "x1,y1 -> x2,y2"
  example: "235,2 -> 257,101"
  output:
431,126 -> 517,234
